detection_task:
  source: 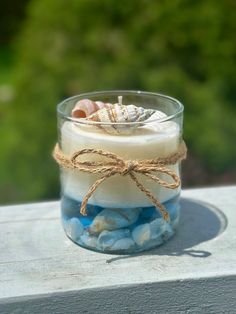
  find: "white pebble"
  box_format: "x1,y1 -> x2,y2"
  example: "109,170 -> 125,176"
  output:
171,216 -> 179,230
132,223 -> 151,246
80,232 -> 97,248
132,218 -> 167,247
111,237 -> 135,251
66,218 -> 83,240
149,218 -> 167,237
97,229 -> 130,250
162,222 -> 174,241
89,208 -> 140,234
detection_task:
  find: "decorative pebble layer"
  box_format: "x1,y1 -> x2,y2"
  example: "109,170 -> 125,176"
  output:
62,194 -> 179,254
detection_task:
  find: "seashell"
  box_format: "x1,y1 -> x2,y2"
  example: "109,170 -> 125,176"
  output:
86,96 -> 156,134
146,110 -> 167,121
145,110 -> 180,135
71,99 -> 111,118
88,207 -> 140,234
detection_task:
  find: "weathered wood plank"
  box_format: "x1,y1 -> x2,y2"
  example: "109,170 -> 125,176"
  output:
0,186 -> 236,313
1,276 -> 236,314
0,201 -> 59,223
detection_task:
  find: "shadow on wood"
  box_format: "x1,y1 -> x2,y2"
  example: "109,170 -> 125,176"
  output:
106,197 -> 227,263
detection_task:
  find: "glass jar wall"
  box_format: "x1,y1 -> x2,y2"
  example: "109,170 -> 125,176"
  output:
56,91 -> 184,254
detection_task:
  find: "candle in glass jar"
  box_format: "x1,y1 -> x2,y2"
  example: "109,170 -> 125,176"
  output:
55,91 -> 185,254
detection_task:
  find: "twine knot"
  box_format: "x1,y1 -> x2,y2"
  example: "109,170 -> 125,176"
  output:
53,142 -> 187,222
121,160 -> 138,175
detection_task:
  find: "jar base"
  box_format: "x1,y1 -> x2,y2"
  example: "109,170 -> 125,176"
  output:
61,194 -> 180,254
66,220 -> 177,255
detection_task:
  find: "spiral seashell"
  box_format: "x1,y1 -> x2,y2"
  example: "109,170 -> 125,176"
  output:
71,99 -> 111,118
86,102 -> 156,134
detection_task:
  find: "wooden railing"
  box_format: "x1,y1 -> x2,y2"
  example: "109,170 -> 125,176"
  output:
0,186 -> 235,313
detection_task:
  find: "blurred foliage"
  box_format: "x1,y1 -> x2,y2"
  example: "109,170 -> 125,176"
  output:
0,0 -> 30,45
0,0 -> 236,204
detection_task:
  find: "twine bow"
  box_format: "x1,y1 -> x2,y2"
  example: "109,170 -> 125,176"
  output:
53,142 -> 187,222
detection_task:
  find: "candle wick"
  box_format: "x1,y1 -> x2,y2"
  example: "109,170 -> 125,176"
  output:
118,96 -> 123,105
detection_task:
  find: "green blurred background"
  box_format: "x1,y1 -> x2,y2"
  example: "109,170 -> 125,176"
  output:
0,0 -> 235,205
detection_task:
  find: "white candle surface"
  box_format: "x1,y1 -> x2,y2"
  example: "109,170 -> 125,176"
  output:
61,118 -> 181,208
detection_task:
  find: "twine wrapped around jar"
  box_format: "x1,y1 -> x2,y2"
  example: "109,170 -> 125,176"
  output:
53,141 -> 187,222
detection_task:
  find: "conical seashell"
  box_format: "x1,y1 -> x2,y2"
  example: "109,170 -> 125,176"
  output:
86,96 -> 155,134
71,99 -> 111,118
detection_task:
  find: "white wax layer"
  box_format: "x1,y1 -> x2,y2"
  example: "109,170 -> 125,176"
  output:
61,119 -> 181,208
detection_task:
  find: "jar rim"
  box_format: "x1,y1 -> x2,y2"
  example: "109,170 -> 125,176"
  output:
57,90 -> 184,126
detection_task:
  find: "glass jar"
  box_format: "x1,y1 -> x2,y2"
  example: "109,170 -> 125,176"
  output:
56,91 -> 184,254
